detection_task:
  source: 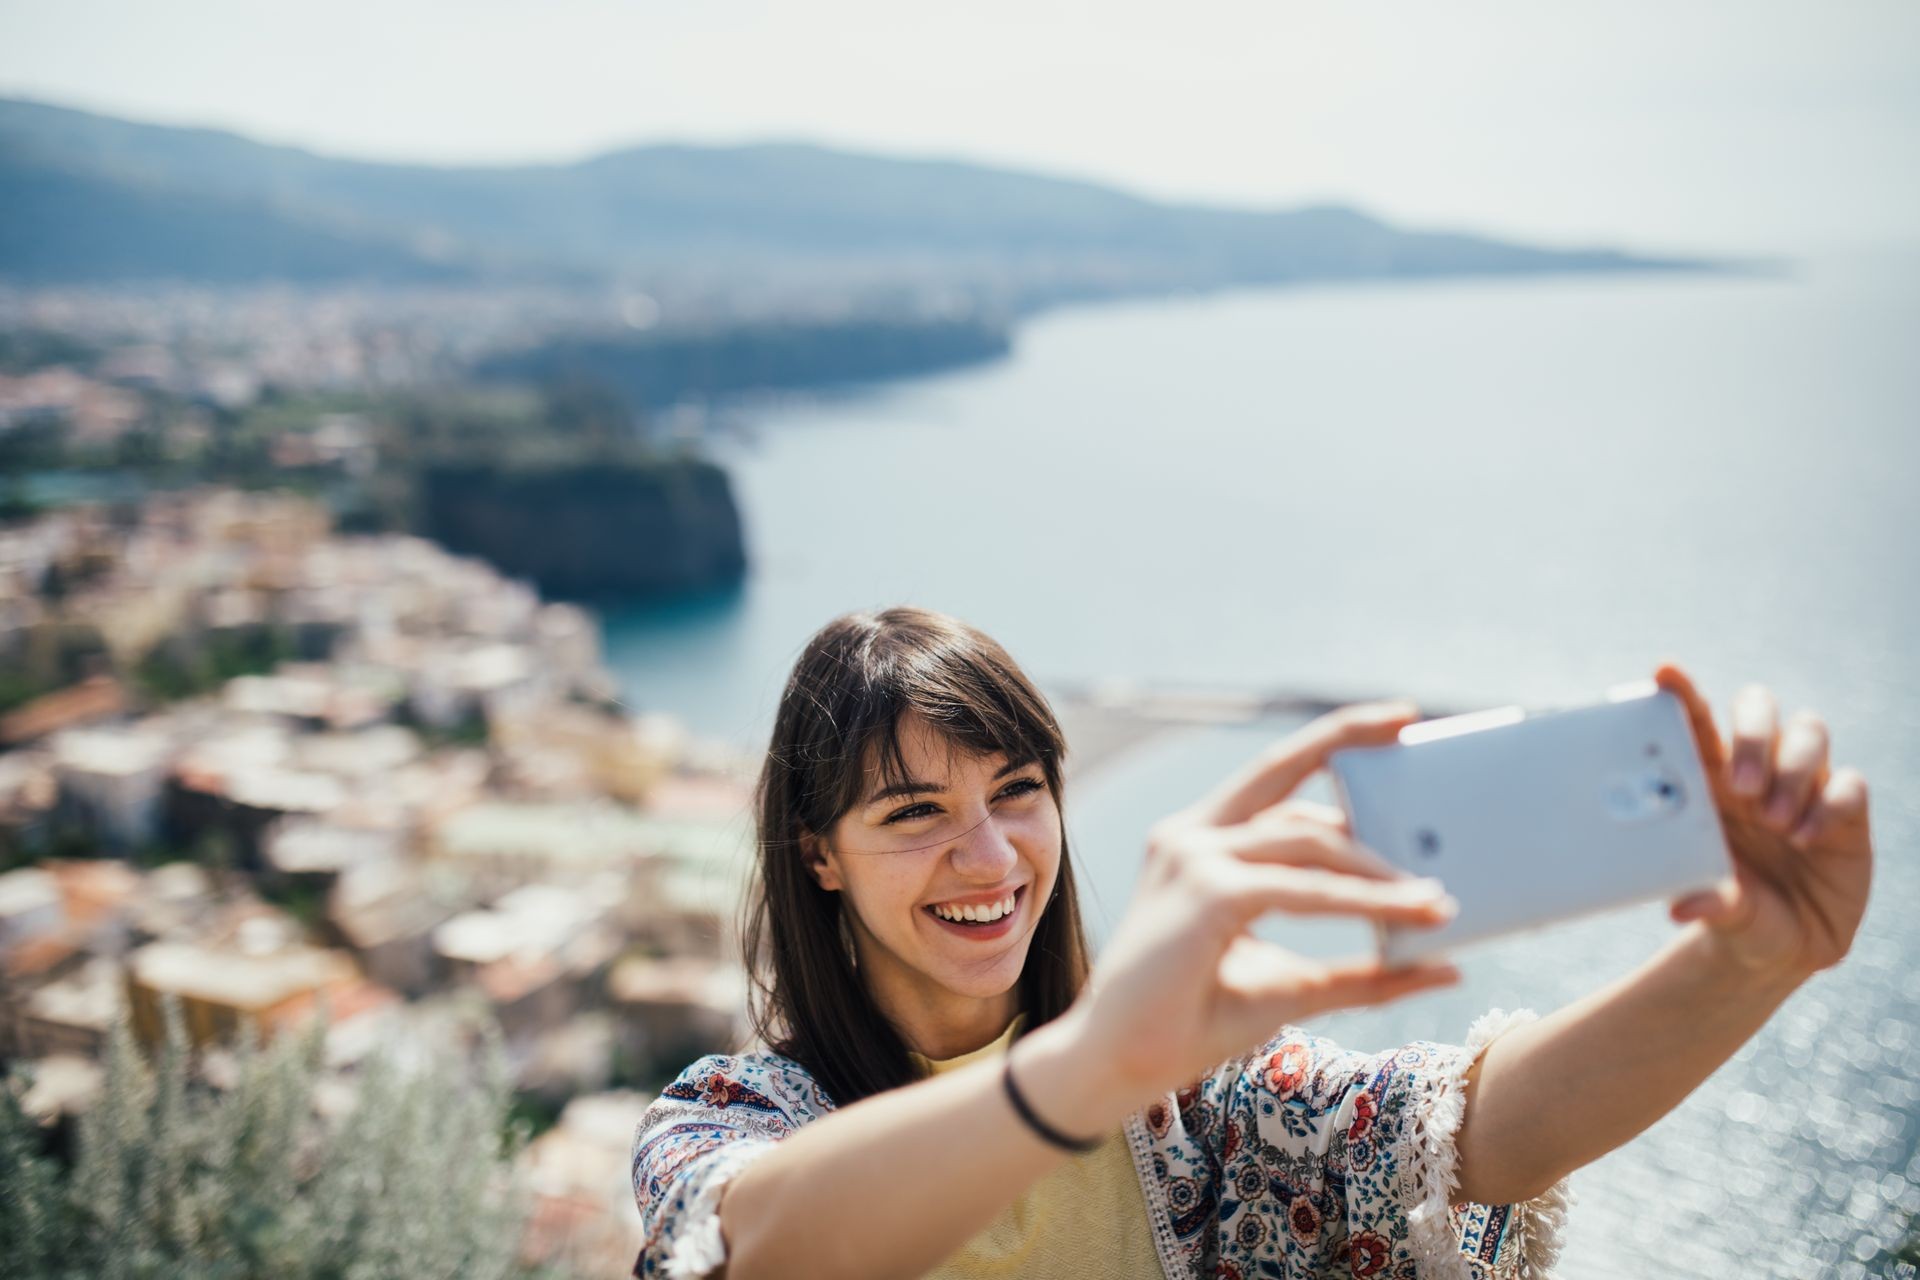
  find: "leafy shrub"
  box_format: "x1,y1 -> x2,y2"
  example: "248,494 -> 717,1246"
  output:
0,996 -> 566,1280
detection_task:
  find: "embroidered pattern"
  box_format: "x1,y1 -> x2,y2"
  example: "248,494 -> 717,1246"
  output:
629,1014 -> 1570,1279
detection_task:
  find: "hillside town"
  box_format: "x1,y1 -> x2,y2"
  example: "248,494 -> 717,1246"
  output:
0,487 -> 757,1274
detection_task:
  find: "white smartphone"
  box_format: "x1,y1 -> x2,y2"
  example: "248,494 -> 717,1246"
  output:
1327,680 -> 1733,966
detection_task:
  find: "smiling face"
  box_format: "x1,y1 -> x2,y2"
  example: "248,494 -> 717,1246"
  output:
803,711 -> 1063,1058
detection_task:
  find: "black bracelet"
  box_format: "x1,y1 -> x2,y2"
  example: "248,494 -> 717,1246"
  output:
1002,1051 -> 1104,1153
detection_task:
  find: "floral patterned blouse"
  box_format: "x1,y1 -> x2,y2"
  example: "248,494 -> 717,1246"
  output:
629,1007 -> 1571,1279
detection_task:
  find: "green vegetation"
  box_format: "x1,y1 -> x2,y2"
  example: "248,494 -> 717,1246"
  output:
0,666 -> 60,718
134,627 -> 298,704
0,621 -> 114,715
0,328 -> 100,375
6,356 -> 745,603
0,997 -> 563,1280
476,317 -> 1012,410
415,453 -> 745,598
399,704 -> 492,751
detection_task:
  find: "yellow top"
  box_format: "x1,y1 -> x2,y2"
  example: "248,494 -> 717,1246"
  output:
908,1014 -> 1163,1279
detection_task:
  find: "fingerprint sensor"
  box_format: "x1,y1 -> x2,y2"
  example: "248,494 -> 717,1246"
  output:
1413,828 -> 1443,859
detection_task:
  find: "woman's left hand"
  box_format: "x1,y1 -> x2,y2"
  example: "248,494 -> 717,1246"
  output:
1655,662 -> 1874,983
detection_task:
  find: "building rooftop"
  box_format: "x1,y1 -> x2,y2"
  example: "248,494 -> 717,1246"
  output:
475,950 -> 563,1004
225,671 -> 332,720
265,821 -> 398,875
129,941 -> 358,1010
24,956 -> 124,1028
43,858 -> 142,930
0,674 -> 128,747
607,954 -> 747,1011
433,879 -> 611,967
294,725 -> 421,777
147,860 -> 213,902
51,726 -> 172,777
0,865 -> 60,920
174,723 -> 292,776
433,800 -> 672,867
5,931 -> 81,982
224,767 -> 348,815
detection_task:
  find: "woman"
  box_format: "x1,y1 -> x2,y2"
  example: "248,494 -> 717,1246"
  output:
630,607 -> 1874,1279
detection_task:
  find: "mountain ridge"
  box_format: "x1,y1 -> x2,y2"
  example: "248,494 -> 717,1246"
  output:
0,95 -> 1705,296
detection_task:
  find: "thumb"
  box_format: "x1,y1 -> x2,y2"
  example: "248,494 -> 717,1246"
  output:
1199,700 -> 1420,826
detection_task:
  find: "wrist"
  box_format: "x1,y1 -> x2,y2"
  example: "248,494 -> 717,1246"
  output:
1680,922 -> 1812,999
1009,1005 -> 1144,1143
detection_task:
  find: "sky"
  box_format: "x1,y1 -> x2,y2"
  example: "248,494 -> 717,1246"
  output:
3,0 -> 1917,257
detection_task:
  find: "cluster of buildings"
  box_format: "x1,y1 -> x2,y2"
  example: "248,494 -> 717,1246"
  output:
0,366 -> 147,446
0,284 -> 596,401
0,488 -> 757,1274
0,283 -> 620,469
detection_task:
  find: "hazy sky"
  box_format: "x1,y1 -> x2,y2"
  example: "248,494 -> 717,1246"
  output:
3,0 -> 1917,256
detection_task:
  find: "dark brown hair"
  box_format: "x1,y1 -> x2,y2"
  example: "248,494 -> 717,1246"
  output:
740,606 -> 1092,1106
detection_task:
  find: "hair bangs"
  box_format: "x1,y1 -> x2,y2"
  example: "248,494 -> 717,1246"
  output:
837,633 -> 1064,821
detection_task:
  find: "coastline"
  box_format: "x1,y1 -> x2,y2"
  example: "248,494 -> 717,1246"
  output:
1049,682 -> 1468,785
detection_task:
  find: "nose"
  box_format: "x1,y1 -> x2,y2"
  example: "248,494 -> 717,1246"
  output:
948,811 -> 1020,880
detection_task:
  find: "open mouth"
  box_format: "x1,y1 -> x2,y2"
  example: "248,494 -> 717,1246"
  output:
923,885 -> 1025,934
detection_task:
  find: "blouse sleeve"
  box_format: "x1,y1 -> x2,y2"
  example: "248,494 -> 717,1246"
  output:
630,1054 -> 805,1280
1209,1007 -> 1571,1280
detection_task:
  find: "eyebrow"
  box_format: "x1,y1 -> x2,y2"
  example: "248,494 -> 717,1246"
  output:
863,759 -> 1035,808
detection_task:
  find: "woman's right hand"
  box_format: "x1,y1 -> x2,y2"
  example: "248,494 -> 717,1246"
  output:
1066,700 -> 1462,1110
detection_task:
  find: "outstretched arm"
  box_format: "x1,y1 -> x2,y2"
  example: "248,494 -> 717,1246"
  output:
712,706 -> 1463,1280
1452,662 -> 1874,1205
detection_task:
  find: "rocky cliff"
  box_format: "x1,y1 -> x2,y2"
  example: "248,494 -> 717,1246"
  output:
415,458 -> 747,600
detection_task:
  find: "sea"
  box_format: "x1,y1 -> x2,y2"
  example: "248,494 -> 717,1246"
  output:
602,252 -> 1920,1278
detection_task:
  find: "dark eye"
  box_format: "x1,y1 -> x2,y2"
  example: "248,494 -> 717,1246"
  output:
883,802 -> 939,825
999,777 -> 1045,800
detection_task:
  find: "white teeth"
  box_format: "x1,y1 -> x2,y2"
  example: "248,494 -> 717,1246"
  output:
932,893 -> 1017,924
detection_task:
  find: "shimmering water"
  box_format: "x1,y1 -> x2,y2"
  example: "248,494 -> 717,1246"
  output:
605,255 -> 1920,1276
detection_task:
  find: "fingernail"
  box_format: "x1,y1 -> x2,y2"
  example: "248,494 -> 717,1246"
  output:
1411,877 -> 1447,894
1433,895 -> 1459,919
1733,761 -> 1762,797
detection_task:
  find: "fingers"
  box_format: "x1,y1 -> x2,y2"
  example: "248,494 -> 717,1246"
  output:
1215,860 -> 1456,927
1657,663 -> 1821,817
1790,765 -> 1871,846
1238,952 -> 1460,1022
1218,816 -> 1401,881
1727,684 -> 1781,802
1305,958 -> 1461,1016
1763,711 -> 1830,833
1654,661 -> 1729,776
1197,700 -> 1420,826
1260,798 -> 1352,835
